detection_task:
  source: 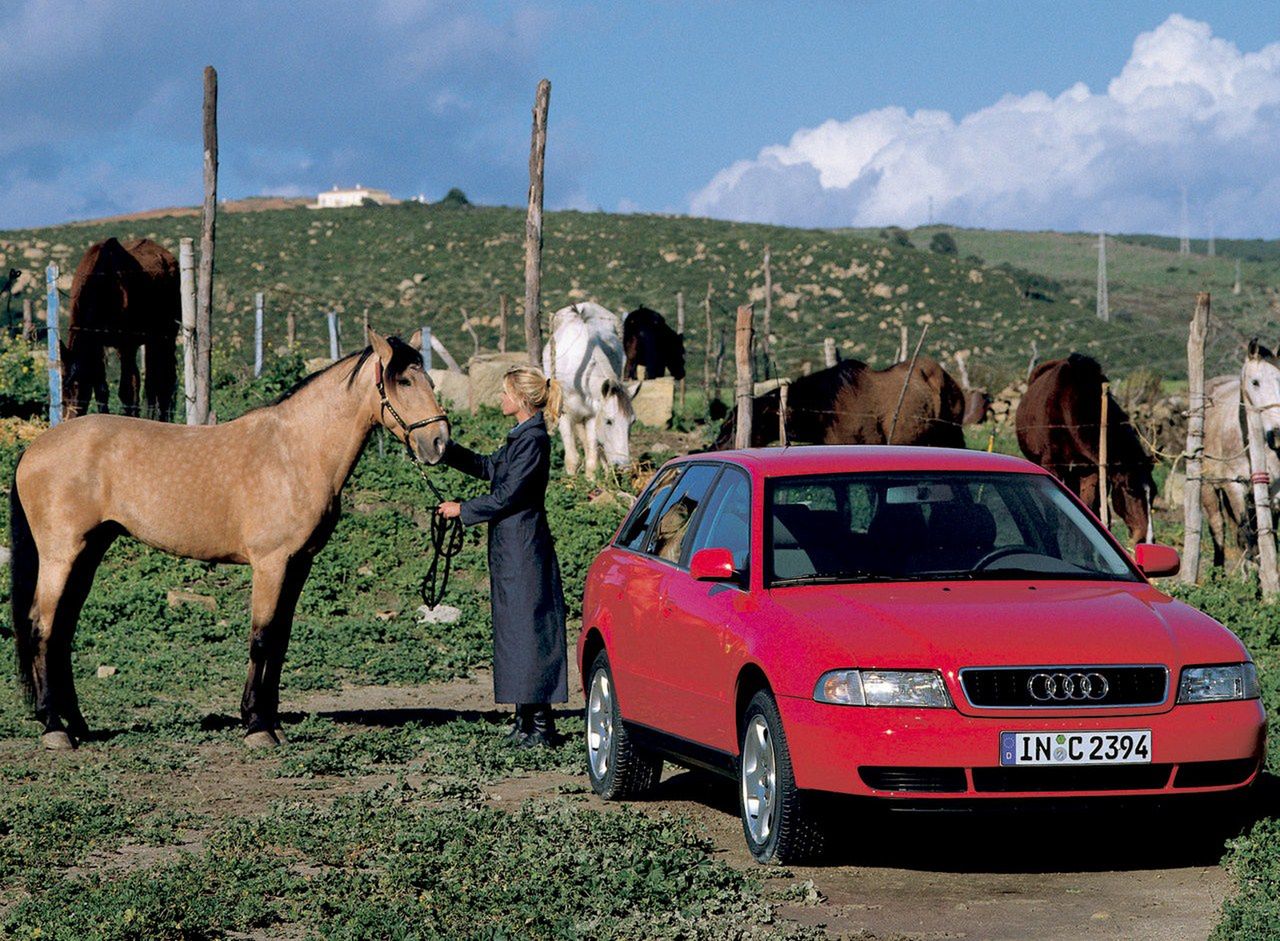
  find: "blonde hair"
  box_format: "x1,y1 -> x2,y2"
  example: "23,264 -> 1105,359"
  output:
504,365 -> 562,425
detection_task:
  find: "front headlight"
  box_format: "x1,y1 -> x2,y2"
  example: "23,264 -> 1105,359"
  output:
1177,663 -> 1260,703
814,669 -> 952,708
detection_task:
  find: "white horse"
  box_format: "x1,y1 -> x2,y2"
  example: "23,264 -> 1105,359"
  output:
1201,340 -> 1280,566
543,302 -> 635,478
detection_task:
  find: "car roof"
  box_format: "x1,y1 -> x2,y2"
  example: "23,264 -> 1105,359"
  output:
671,446 -> 1047,478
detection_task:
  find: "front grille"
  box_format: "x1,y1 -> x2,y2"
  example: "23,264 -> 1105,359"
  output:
972,765 -> 1172,792
859,767 -> 967,793
961,666 -> 1168,708
1173,758 -> 1258,789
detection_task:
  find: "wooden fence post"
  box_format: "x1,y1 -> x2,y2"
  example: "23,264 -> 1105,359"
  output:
286,310 -> 296,350
676,290 -> 686,410
888,323 -> 929,444
702,281 -> 713,404
1026,340 -> 1039,383
714,326 -> 726,394
1099,381 -> 1110,529
327,311 -> 340,360
762,245 -> 772,364
22,297 -> 33,343
498,293 -> 509,353
823,337 -> 837,368
253,292 -> 264,378
1244,373 -> 1280,600
778,380 -> 789,447
461,307 -> 480,358
179,239 -> 197,423
45,265 -> 61,426
898,325 -> 909,362
194,65 -> 217,426
1181,292 -> 1209,584
734,304 -> 754,449
524,78 -> 550,365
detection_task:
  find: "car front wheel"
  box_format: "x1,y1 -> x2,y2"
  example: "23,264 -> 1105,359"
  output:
739,689 -> 827,863
585,650 -> 663,799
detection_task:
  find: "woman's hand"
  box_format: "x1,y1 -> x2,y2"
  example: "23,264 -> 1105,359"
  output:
437,501 -> 462,519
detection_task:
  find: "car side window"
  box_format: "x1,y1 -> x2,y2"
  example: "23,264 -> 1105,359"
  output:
645,464 -> 720,564
686,468 -> 751,572
616,466 -> 682,552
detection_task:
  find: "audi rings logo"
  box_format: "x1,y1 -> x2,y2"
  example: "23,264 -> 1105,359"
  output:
1027,672 -> 1111,702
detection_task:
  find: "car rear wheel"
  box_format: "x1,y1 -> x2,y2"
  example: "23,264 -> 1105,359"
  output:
739,689 -> 827,863
585,650 -> 663,799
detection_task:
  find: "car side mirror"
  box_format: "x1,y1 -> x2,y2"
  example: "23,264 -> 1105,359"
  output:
1134,543 -> 1180,578
690,547 -> 736,581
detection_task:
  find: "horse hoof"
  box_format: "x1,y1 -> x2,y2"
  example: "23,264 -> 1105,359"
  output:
42,731 -> 76,751
244,730 -> 280,749
272,728 -> 288,745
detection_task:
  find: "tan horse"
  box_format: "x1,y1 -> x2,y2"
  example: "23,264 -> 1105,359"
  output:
9,329 -> 448,750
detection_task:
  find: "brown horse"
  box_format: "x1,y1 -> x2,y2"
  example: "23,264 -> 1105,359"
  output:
63,237 -> 179,421
1015,354 -> 1155,543
10,329 -> 448,750
713,355 -> 966,449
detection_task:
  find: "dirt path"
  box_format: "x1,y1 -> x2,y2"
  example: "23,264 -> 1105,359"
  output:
292,678 -> 1234,941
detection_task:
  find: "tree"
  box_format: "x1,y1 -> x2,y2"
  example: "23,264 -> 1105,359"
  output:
929,232 -> 958,255
439,188 -> 471,208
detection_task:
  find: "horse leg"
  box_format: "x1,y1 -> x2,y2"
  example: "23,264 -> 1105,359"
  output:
559,413 -> 580,476
1203,488 -> 1227,568
144,340 -> 176,422
1078,472 -> 1101,519
29,554 -> 79,750
583,417 -> 600,480
241,555 -> 291,746
119,346 -> 141,417
256,556 -> 312,744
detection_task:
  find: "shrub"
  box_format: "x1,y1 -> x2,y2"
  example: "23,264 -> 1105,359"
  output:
879,226 -> 913,248
439,187 -> 471,208
0,334 -> 46,419
929,232 -> 958,255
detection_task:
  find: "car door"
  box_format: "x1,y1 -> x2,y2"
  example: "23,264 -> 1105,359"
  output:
620,463 -> 722,732
654,466 -> 754,750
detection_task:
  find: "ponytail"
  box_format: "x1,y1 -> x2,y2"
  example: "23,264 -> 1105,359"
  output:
503,365 -> 561,425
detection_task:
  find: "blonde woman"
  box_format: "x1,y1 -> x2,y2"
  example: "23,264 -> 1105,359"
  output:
437,365 -> 568,747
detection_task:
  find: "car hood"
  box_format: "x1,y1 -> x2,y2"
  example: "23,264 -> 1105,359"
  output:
766,580 -> 1249,706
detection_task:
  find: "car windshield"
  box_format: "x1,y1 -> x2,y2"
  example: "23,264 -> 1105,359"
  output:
767,471 -> 1138,586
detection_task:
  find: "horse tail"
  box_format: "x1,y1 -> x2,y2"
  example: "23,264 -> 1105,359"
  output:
8,455 -> 38,702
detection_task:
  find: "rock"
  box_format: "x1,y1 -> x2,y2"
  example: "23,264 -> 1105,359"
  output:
416,603 -> 461,625
166,590 -> 217,612
96,665 -> 117,679
628,376 -> 674,427
428,368 -> 472,409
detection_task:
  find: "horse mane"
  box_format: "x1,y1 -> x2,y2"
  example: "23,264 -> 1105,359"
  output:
246,337 -> 421,411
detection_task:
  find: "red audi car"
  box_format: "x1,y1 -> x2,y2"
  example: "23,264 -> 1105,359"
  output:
578,447 -> 1266,862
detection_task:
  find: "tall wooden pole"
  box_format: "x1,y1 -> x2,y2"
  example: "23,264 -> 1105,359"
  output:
778,380 -> 790,447
1098,381 -> 1110,530
498,293 -> 509,353
823,337 -> 837,368
45,265 -> 61,426
524,78 -> 550,365
702,281 -> 713,404
179,239 -> 197,424
888,323 -> 929,444
253,292 -> 264,378
762,245 -> 772,364
1244,376 -> 1280,600
194,65 -> 217,425
734,304 -> 754,449
286,309 -> 296,350
676,290 -> 686,410
1181,292 -> 1209,584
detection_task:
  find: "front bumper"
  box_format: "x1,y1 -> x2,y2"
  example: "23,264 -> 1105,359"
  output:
779,695 -> 1267,799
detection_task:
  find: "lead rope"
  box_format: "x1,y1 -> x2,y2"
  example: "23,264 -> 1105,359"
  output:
415,463 -> 465,609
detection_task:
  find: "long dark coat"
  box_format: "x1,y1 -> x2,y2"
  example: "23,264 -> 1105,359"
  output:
442,412 -> 568,704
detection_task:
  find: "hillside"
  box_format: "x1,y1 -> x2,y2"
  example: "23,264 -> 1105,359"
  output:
3,206 -> 1277,405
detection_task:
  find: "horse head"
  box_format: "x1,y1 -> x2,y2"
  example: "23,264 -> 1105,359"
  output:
1243,338 -> 1280,452
1110,461 -> 1157,545
367,328 -> 450,464
596,377 -> 635,466
59,338 -> 105,420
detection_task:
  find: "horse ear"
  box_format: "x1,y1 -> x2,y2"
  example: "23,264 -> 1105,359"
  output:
367,327 -> 394,365
1248,337 -> 1261,359
407,329 -> 423,351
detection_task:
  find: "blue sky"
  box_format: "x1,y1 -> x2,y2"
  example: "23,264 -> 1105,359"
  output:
3,1 -> 1279,235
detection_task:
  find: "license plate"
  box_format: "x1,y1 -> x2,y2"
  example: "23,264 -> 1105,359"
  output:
1000,730 -> 1152,766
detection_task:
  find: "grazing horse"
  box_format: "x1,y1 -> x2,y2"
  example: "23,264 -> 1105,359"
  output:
63,237 -> 180,421
713,355 -> 966,450
1015,354 -> 1155,544
1200,340 -> 1280,566
623,306 -> 685,381
543,302 -> 635,478
10,330 -> 447,750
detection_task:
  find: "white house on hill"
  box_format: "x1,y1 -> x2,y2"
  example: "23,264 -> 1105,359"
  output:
310,185 -> 398,209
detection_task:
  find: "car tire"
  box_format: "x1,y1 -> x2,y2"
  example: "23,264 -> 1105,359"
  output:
585,650 -> 663,799
739,689 -> 827,863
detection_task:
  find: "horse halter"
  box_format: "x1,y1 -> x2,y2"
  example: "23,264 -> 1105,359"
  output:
374,360 -> 449,455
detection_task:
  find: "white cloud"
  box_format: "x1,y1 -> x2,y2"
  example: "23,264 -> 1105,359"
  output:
690,15 -> 1280,236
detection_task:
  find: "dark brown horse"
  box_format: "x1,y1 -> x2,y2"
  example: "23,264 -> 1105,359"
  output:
623,306 -> 685,381
713,355 -> 966,449
63,237 -> 179,421
10,329 -> 448,750
1015,353 -> 1155,543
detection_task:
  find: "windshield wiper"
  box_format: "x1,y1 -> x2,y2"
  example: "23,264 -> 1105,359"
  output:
770,571 -> 908,586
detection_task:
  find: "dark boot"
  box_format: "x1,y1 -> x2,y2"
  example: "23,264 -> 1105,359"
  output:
518,704 -> 560,748
504,704 -> 531,745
